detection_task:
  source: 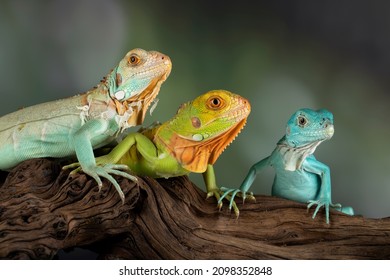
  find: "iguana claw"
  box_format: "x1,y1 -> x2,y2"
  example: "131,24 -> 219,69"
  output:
63,162 -> 138,203
307,199 -> 342,224
206,189 -> 240,216
206,191 -> 223,210
207,188 -> 245,216
217,187 -> 255,216
219,187 -> 255,204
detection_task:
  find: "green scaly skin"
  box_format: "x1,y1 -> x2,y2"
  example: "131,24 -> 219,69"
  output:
68,90 -> 251,213
0,48 -> 172,202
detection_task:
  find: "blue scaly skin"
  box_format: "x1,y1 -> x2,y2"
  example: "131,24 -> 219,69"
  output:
220,108 -> 354,223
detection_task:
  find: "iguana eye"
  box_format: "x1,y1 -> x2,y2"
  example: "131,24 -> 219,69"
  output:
207,96 -> 224,109
128,54 -> 141,65
297,116 -> 307,127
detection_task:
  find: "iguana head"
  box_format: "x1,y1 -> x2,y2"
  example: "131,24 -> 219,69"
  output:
108,48 -> 172,125
158,90 -> 251,173
285,108 -> 334,147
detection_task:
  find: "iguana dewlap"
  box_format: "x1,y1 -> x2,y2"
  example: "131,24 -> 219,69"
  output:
0,48 -> 172,201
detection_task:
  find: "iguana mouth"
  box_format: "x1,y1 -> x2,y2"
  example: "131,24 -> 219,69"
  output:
221,98 -> 251,122
300,124 -> 334,141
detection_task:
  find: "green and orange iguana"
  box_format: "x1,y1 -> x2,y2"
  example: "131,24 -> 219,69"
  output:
0,48 -> 172,201
66,90 -> 251,212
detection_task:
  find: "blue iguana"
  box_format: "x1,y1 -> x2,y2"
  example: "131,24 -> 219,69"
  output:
220,108 -> 354,223
0,48 -> 172,201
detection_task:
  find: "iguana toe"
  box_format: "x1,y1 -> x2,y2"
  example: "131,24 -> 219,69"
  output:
219,187 -> 255,206
307,199 -> 353,224
206,188 -> 241,217
307,200 -> 329,223
63,162 -> 81,172
340,206 -> 354,216
76,164 -> 138,203
206,190 -> 223,210
89,166 -> 126,203
236,191 -> 256,203
331,202 -> 342,208
228,195 -> 240,218
245,193 -> 256,202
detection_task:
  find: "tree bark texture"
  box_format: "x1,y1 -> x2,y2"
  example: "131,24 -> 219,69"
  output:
0,158 -> 389,259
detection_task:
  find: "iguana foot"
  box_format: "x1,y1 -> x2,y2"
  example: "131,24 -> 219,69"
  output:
340,206 -> 354,216
63,163 -> 138,203
219,187 -> 256,205
218,188 -> 255,218
206,189 -> 240,217
307,200 -> 342,224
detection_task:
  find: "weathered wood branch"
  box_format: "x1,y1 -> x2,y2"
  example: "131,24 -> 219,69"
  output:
0,158 -> 389,259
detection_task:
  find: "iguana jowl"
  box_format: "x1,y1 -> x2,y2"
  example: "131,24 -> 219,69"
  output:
67,90 -> 251,212
0,48 -> 172,201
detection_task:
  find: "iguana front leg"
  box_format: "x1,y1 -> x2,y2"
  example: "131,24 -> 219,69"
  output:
0,48 -> 172,203
95,135 -> 244,214
203,164 -> 244,216
203,164 -> 222,206
66,131 -> 158,176
218,157 -> 268,209
302,156 -> 342,224
64,119 -> 138,202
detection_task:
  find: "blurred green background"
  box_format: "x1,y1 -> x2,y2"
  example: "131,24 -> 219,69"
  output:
1,0 -> 390,219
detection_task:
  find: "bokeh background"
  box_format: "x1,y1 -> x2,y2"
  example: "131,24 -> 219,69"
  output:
1,0 -> 390,223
